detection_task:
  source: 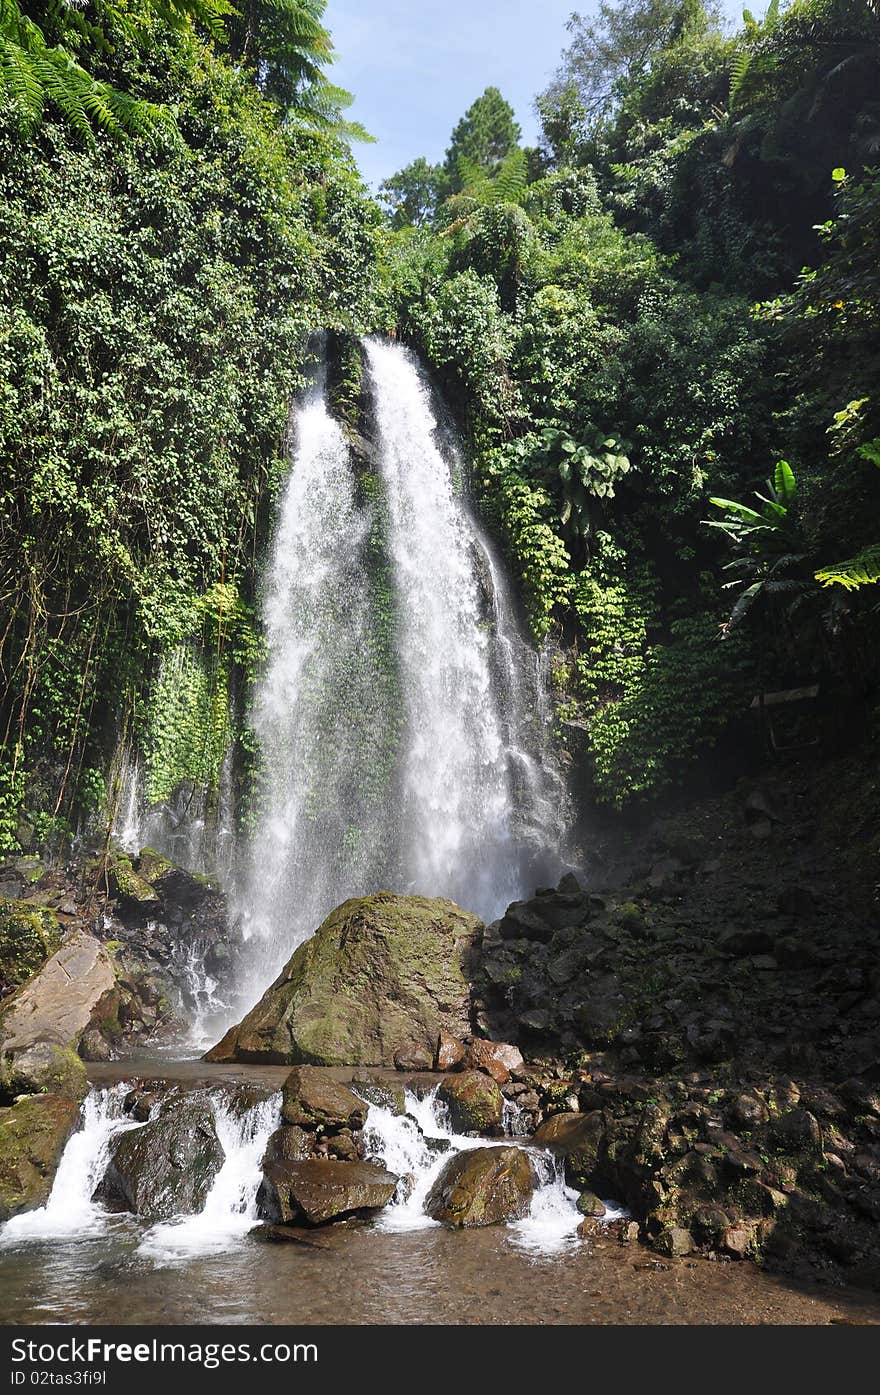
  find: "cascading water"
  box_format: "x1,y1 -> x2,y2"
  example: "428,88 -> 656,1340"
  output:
139,1092 -> 280,1262
0,1086 -> 138,1243
364,337 -> 568,913
0,1086 -> 280,1259
361,1087 -> 623,1254
231,338 -> 570,1004
231,365 -> 396,1004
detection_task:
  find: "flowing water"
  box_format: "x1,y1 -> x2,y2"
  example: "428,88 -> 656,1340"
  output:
226,339 -> 569,1011
2,1080 -> 879,1327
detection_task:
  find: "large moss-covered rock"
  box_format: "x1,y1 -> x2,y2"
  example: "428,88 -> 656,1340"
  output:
257,1158 -> 398,1226
437,1070 -> 504,1134
206,893 -> 482,1066
425,1146 -> 535,1227
0,931 -> 113,1100
98,1097 -> 224,1219
0,1094 -> 80,1220
0,901 -> 62,999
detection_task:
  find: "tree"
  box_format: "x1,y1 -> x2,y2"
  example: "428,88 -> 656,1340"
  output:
379,156 -> 443,228
442,85 -> 521,193
538,0 -> 718,139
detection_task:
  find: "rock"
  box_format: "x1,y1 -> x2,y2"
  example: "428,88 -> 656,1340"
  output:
577,1216 -> 604,1238
657,1226 -> 696,1257
436,1071 -> 504,1134
0,1094 -> 80,1220
258,1159 -> 398,1226
123,1089 -> 160,1123
98,1098 -> 224,1219
424,1146 -> 534,1227
462,1039 -> 524,1085
771,1108 -> 823,1152
108,859 -> 160,914
576,1189 -> 606,1217
205,894 -> 482,1066
280,1067 -> 367,1132
532,1111 -> 604,1187
349,1076 -> 406,1114
0,902 -> 61,998
0,931 -> 114,1097
718,928 -> 774,956
435,1030 -> 466,1072
499,904 -> 555,942
721,1223 -> 756,1258
729,1093 -> 770,1129
262,1125 -> 311,1168
393,1045 -> 433,1071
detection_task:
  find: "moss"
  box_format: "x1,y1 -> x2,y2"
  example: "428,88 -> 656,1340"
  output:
0,900 -> 62,996
136,848 -> 173,884
0,1093 -> 80,1220
108,857 -> 159,907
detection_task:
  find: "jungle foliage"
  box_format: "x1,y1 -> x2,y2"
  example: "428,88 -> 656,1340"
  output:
0,3 -> 378,851
377,0 -> 880,806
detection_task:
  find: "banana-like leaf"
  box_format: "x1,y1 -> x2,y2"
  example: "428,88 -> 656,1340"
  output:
708,496 -> 766,524
773,458 -> 797,504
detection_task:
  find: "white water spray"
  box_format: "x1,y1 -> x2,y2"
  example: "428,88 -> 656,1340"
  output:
0,1086 -> 141,1243
139,1092 -> 280,1262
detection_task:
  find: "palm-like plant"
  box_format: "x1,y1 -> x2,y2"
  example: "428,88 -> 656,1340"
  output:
704,459 -> 809,632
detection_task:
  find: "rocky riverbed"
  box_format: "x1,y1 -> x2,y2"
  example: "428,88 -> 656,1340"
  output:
1,751 -> 879,1311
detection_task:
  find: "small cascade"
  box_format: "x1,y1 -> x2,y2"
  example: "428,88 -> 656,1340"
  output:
361,1088 -> 622,1253
0,1086 -> 141,1243
137,1092 -> 280,1262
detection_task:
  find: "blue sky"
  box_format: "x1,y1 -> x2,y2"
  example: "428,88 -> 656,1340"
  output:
324,1 -> 745,191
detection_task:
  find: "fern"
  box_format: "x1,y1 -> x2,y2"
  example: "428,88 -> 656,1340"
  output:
815,544 -> 880,591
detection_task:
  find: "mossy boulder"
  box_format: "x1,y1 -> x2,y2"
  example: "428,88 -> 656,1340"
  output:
206,893 -> 483,1066
436,1070 -> 504,1134
0,1093 -> 80,1220
0,901 -> 61,998
108,858 -> 160,913
425,1146 -> 535,1227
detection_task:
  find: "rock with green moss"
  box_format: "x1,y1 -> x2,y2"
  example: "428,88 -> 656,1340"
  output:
135,848 -> 174,884
0,1093 -> 80,1219
436,1070 -> 504,1134
0,931 -> 114,1098
425,1146 -> 534,1227
0,901 -> 62,997
532,1111 -> 605,1187
205,893 -> 482,1066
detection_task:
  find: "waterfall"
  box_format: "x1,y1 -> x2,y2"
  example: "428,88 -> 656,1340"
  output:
232,368 -> 396,1000
138,1092 -> 280,1262
0,1086 -> 279,1259
0,1086 -> 138,1243
361,1087 -> 620,1254
228,339 -> 569,1002
364,337 -> 568,913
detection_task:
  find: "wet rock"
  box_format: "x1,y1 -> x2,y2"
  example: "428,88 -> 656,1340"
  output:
349,1076 -> 406,1115
436,1071 -> 504,1134
108,859 -> 160,915
393,1045 -> 433,1071
718,928 -> 775,957
123,1089 -> 160,1123
576,1189 -> 606,1217
206,893 -> 482,1066
258,1159 -> 398,1226
657,1225 -> 696,1257
499,904 -> 555,942
280,1067 -> 366,1132
0,1094 -> 80,1220
424,1146 -> 534,1227
532,1111 -> 604,1187
99,1098 -> 224,1219
462,1038 -> 524,1085
435,1030 -> 466,1072
262,1125 -> 311,1168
